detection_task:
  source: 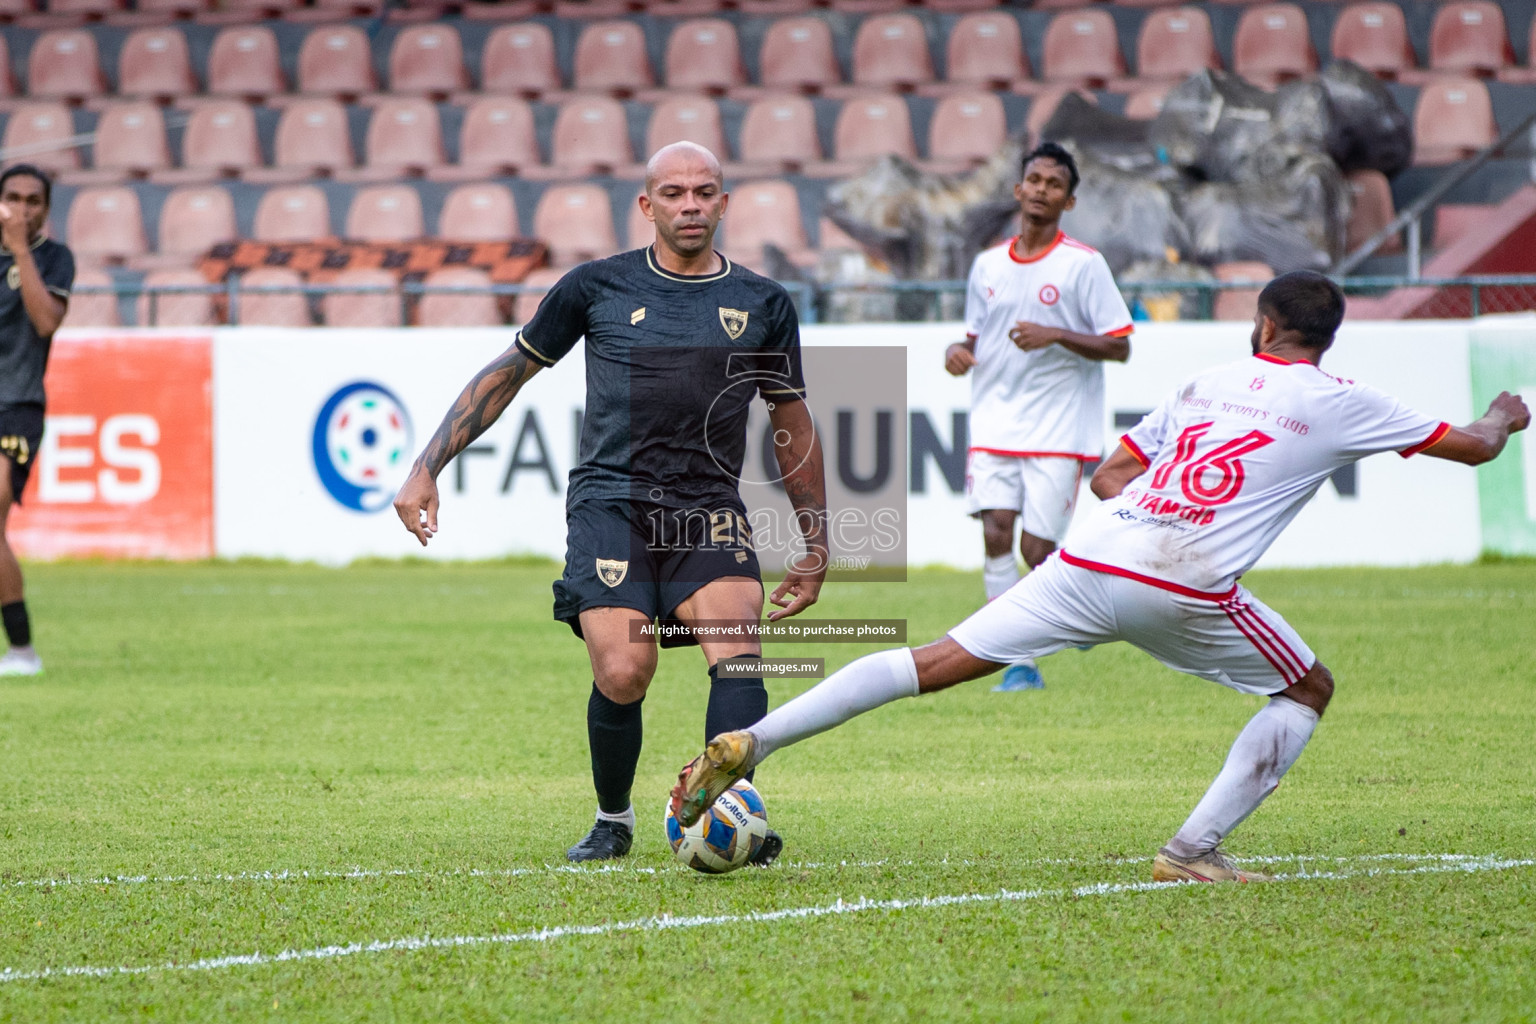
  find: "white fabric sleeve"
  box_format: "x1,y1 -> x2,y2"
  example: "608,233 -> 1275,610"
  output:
1337,383 -> 1449,459
962,256 -> 988,340
1122,386 -> 1179,466
1077,252 -> 1134,337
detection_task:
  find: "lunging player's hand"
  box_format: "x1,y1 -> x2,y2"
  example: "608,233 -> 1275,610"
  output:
393,468 -> 440,546
1491,390 -> 1532,432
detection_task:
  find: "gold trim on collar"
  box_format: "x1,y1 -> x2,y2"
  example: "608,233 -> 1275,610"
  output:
644,246 -> 731,283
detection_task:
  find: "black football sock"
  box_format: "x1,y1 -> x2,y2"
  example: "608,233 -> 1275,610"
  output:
706,657 -> 768,784
587,682 -> 643,815
2,601 -> 30,648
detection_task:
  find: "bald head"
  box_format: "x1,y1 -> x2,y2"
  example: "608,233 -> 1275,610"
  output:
644,141 -> 723,194
639,142 -> 728,269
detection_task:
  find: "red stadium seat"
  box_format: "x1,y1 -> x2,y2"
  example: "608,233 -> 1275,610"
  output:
1042,10 -> 1126,88
1330,3 -> 1417,80
389,24 -> 470,97
532,184 -> 617,267
664,18 -> 745,93
417,266 -> 501,327
833,94 -> 916,162
66,186 -> 147,264
449,97 -> 541,178
345,185 -> 425,242
173,101 -> 261,182
117,28 -> 198,101
61,265 -> 119,329
645,96 -> 727,158
297,25 -> 378,98
1427,1 -> 1514,77
513,266 -> 564,325
1412,76 -> 1497,164
438,183 -> 518,242
1136,7 -> 1220,82
481,23 -> 560,97
942,12 -> 1028,90
721,179 -> 811,270
737,94 -> 821,170
1498,18 -> 1536,84
234,266 -> 311,327
363,97 -> 444,176
253,185 -> 332,242
1232,4 -> 1317,88
1,103 -> 79,174
138,269 -> 217,327
27,30 -> 107,102
926,91 -> 1006,171
271,99 -> 354,176
157,185 -> 238,261
1433,203 -> 1493,251
548,96 -> 633,176
757,17 -> 840,93
573,20 -> 654,95
1344,169 -> 1401,254
322,267 -> 401,327
1122,84 -> 1171,120
1213,261 -> 1274,321
49,0 -> 126,16
850,13 -> 934,91
1027,86 -> 1095,139
86,100 -> 170,179
207,25 -> 286,100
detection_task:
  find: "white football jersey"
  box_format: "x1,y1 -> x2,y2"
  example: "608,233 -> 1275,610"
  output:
963,233 -> 1134,458
1063,352 -> 1449,597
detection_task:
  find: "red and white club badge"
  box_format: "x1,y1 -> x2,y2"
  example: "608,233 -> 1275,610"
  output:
1038,284 -> 1060,305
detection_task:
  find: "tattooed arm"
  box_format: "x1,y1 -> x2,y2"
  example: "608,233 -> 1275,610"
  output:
393,343 -> 543,545
765,396 -> 829,620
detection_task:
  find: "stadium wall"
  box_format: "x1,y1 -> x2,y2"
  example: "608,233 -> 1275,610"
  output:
11,319 -> 1536,567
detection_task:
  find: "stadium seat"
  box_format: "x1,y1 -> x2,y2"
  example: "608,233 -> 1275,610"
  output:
941,12 -> 1028,91
362,97 -> 444,177
65,186 -> 147,264
1412,76 -> 1497,164
166,101 -> 261,183
61,266 -> 119,328
532,183 -> 618,267
1,103 -> 79,174
269,99 -> 354,178
832,94 -> 916,163
207,25 -> 286,100
573,20 -> 654,95
1122,84 -> 1171,120
1426,1 -> 1514,77
322,267 -> 402,327
645,96 -> 727,158
1432,203 -> 1493,251
1344,168 -> 1401,254
443,97 -> 541,179
345,185 -> 425,242
480,22 -> 561,97
117,28 -> 198,101
1497,19 -> 1536,84
26,30 -> 107,102
664,19 -> 745,93
253,184 -> 332,241
623,192 -> 651,249
721,179 -> 812,270
850,13 -> 934,91
417,266 -> 501,327
437,182 -> 518,241
737,94 -> 821,171
1330,3 -> 1417,80
756,17 -> 841,94
389,24 -> 470,97
49,0 -> 126,16
234,267 -> 310,327
1232,4 -> 1317,88
156,185 -> 237,262
1135,7 -> 1220,82
297,25 -> 378,98
132,0 -> 208,18
926,91 -> 1007,172
78,100 -> 170,182
547,96 -> 633,177
512,266 -> 564,325
1026,86 -> 1095,139
137,268 -> 217,326
1041,10 -> 1126,88
1212,261 -> 1273,321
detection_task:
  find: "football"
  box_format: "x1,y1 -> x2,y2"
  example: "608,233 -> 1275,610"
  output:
664,779 -> 770,874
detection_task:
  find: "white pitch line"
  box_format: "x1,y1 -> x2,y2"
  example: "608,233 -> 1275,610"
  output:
1,854 -> 1530,985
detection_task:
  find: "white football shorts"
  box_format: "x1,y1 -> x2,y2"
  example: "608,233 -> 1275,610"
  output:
947,554 -> 1316,696
964,451 -> 1085,542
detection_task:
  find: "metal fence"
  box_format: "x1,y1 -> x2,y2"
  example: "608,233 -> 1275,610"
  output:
69,274 -> 1536,328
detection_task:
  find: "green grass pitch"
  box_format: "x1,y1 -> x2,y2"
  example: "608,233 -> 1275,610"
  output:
1,559 -> 1533,1021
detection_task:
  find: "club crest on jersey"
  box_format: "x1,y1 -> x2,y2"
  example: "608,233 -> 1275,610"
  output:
596,558 -> 629,587
718,307 -> 749,340
1038,284 -> 1060,306
5,265 -> 18,290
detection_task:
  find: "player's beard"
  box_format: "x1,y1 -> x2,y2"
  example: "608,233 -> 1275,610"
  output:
662,219 -> 716,259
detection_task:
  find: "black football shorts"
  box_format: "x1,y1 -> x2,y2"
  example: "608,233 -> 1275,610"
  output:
0,403 -> 45,505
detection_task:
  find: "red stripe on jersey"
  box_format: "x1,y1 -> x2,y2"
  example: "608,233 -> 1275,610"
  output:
1007,232 -> 1065,264
1224,600 -> 1307,681
1059,551 -> 1239,601
1106,324 -> 1135,338
969,447 -> 1099,461
1399,421 -> 1451,458
1119,435 -> 1151,468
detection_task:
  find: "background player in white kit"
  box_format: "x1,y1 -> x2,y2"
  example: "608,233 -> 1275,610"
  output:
945,142 -> 1133,691
674,271 -> 1530,883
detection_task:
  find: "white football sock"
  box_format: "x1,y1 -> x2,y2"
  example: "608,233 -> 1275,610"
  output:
1165,696 -> 1319,858
983,554 -> 1021,600
746,648 -> 920,766
596,805 -> 635,830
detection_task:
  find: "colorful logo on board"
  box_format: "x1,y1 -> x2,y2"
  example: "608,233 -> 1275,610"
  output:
311,381 -> 413,512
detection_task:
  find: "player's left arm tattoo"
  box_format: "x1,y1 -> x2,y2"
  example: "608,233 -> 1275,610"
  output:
767,397 -> 829,570
414,344 -> 543,479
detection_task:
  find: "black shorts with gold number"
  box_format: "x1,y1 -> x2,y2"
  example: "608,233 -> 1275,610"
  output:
0,404 -> 44,505
552,498 -> 761,648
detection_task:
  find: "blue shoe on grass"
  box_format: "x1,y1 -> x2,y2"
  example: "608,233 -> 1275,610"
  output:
993,660 -> 1044,691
